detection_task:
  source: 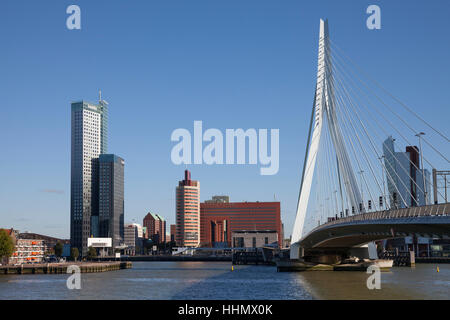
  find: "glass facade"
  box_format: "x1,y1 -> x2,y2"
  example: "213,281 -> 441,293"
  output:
98,154 -> 125,250
70,101 -> 107,256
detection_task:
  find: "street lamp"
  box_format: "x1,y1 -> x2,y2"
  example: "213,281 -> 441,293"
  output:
415,132 -> 427,205
358,170 -> 365,212
378,155 -> 386,209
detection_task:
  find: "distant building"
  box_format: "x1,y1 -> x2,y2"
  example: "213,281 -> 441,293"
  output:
142,227 -> 148,239
176,170 -> 200,247
10,239 -> 45,264
62,243 -> 71,257
98,154 -> 125,251
143,213 -> 166,243
231,230 -> 278,248
204,196 -> 229,203
170,224 -> 176,243
200,199 -> 282,248
124,224 -> 137,255
124,223 -> 145,255
383,136 -> 434,257
383,136 -> 431,208
18,232 -> 70,254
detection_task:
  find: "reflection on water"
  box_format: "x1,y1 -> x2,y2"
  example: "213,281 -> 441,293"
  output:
0,262 -> 448,300
296,264 -> 450,299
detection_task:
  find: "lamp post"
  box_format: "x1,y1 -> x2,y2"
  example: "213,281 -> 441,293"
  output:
415,132 -> 427,205
378,156 -> 386,209
358,170 -> 365,212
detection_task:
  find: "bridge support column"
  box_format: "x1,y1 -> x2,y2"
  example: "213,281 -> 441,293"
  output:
348,242 -> 378,260
290,243 -> 303,260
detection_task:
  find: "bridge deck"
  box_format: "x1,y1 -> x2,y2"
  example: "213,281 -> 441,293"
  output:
297,203 -> 450,249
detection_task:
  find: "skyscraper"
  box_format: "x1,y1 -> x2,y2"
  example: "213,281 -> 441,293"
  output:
176,170 -> 200,247
98,154 -> 125,251
70,100 -> 107,256
383,136 -> 431,208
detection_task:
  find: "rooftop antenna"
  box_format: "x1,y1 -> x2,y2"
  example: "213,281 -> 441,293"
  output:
99,89 -> 109,106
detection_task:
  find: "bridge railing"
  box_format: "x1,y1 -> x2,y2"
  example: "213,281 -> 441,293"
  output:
310,203 -> 450,232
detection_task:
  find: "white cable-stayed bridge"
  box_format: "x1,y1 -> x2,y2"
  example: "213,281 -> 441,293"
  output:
289,19 -> 450,261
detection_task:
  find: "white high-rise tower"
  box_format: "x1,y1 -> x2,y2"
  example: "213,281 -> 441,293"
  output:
70,98 -> 107,256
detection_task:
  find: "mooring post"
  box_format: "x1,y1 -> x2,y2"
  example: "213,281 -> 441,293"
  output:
409,250 -> 415,267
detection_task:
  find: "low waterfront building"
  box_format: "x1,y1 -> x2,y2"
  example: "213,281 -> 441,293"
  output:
17,232 -> 70,254
10,238 -> 45,264
384,237 -> 450,257
231,230 -> 278,248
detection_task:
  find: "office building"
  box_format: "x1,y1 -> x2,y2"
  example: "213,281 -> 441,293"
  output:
200,199 -> 282,248
143,213 -> 166,243
382,136 -> 433,257
98,154 -> 125,251
383,136 -> 431,208
124,223 -> 143,255
70,99 -> 107,256
124,224 -> 136,255
176,170 -> 200,247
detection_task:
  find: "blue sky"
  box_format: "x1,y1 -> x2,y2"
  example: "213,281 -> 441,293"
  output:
1,0 -> 449,238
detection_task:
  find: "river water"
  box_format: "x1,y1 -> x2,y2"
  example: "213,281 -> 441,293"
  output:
0,262 -> 448,299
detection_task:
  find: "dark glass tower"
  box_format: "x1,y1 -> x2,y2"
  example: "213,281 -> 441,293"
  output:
98,154 -> 125,251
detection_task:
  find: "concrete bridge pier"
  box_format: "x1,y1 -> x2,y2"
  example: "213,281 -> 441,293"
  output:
289,243 -> 304,260
348,242 -> 379,260
290,241 -> 378,263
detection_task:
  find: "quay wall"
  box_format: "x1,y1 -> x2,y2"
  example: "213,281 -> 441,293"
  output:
0,261 -> 132,275
96,255 -> 232,262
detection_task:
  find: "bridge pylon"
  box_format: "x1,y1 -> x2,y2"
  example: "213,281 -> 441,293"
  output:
291,19 -> 363,259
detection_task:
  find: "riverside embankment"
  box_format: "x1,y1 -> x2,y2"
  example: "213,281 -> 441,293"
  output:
0,261 -> 132,275
96,255 -> 232,262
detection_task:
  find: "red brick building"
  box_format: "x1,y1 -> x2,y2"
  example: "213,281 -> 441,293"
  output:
200,200 -> 282,247
143,213 -> 166,243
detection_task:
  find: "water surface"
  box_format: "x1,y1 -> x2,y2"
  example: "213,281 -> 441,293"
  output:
0,262 -> 447,299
